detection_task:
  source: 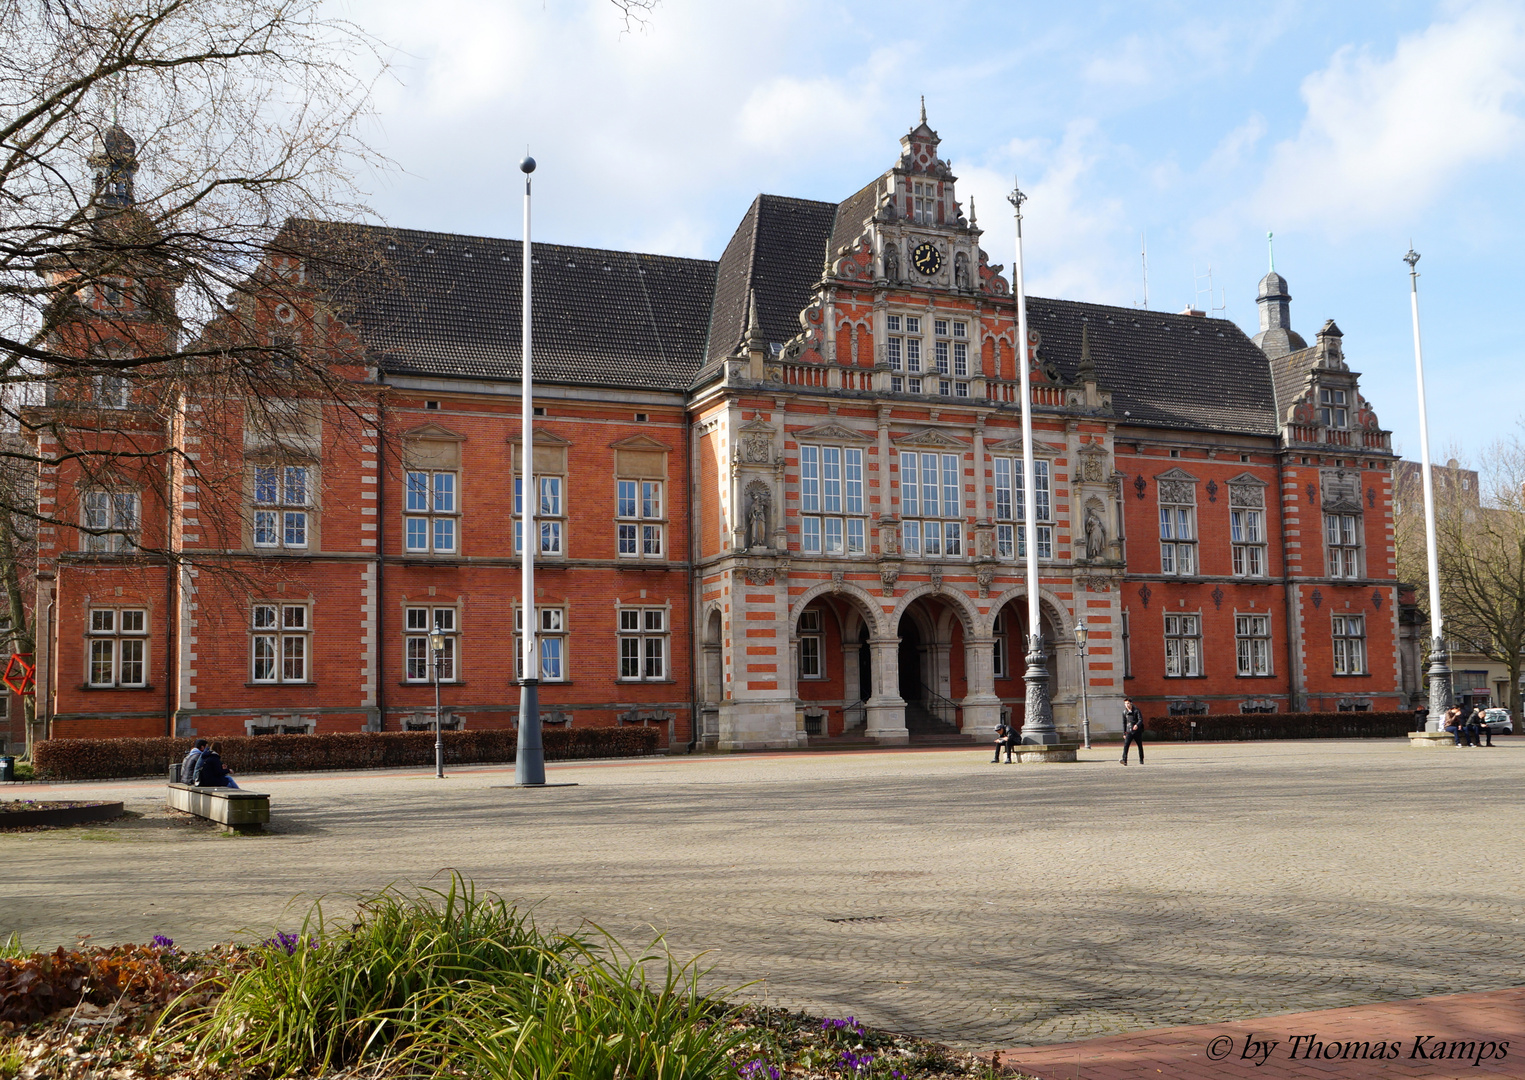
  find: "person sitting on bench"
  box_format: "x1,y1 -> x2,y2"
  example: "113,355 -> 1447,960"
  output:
193,743 -> 239,789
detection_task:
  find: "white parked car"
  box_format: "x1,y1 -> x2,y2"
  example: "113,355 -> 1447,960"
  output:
1482,708 -> 1515,735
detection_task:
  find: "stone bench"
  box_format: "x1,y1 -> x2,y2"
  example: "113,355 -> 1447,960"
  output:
1408,731 -> 1468,749
166,782 -> 270,833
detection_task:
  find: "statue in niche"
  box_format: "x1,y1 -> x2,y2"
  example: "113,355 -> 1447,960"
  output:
1084,506 -> 1107,561
746,485 -> 771,549
954,251 -> 971,290
882,242 -> 900,283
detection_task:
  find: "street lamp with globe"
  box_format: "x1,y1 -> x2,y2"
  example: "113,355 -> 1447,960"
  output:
1074,622 -> 1091,750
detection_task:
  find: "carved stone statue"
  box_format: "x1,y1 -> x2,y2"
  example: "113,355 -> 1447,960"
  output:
882,242 -> 899,283
746,485 -> 771,549
1084,507 -> 1107,561
954,251 -> 971,290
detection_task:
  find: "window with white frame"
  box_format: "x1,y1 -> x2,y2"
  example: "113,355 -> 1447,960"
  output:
992,611 -> 1009,679
886,314 -> 926,394
251,603 -> 310,684
798,609 -> 825,679
405,606 -> 458,682
515,475 -> 564,556
1158,481 -> 1197,575
1325,513 -> 1362,578
1318,387 -> 1349,428
404,470 -> 458,554
618,607 -> 668,680
931,320 -> 970,397
253,464 -> 310,549
992,456 -> 1052,559
616,478 -> 664,558
93,373 -> 130,408
1235,614 -> 1271,676
911,180 -> 939,223
1229,482 -> 1266,577
900,450 -> 964,558
800,444 -> 866,555
1333,614 -> 1366,674
81,490 -> 139,553
87,608 -> 147,687
513,606 -> 565,682
1164,613 -> 1202,677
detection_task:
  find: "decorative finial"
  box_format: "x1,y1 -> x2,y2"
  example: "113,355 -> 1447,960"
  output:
1267,231 -> 1274,272
1404,245 -> 1420,272
919,95 -> 926,125
1078,318 -> 1095,377
968,196 -> 977,227
745,288 -> 764,347
1007,180 -> 1026,217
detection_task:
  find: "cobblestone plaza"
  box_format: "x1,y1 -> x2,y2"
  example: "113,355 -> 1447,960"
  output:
2,740 -> 1522,1049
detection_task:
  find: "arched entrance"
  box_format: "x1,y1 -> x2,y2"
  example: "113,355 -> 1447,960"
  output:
896,594 -> 972,737
990,595 -> 1068,732
792,593 -> 878,738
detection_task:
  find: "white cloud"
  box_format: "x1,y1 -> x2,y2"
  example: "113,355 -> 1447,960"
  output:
1257,2 -> 1525,230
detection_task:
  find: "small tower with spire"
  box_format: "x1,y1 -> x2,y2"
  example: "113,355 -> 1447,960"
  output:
89,126 -> 139,212
1252,234 -> 1307,359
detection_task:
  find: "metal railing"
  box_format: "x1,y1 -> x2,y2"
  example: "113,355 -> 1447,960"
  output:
922,689 -> 960,726
842,700 -> 867,732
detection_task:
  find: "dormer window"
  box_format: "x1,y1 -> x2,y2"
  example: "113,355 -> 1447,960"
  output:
1318,388 -> 1348,428
912,181 -> 938,224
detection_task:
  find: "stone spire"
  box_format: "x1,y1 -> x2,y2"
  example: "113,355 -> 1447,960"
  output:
89,125 -> 138,211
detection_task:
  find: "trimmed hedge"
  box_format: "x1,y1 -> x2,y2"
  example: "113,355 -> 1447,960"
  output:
1145,711 -> 1414,742
33,726 -> 661,781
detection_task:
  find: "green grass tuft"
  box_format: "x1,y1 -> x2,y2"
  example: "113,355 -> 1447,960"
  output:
0,934 -> 24,961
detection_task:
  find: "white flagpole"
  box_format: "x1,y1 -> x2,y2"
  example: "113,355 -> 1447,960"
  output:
1009,179 -> 1054,743
516,154 -> 545,785
1405,247 -> 1451,731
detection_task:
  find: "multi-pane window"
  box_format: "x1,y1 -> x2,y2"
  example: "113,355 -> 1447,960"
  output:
513,607 -> 565,682
1164,613 -> 1202,677
992,456 -> 1052,559
886,315 -> 903,370
618,607 -> 668,680
1235,614 -> 1271,676
798,609 -> 824,679
1230,508 -> 1265,576
1326,513 -> 1361,578
1319,388 -> 1349,428
911,180 -> 939,223
404,606 -> 458,682
87,608 -> 147,687
514,475 -> 564,556
617,479 -> 664,558
405,470 -> 458,554
253,465 -> 309,549
1159,485 -> 1197,575
93,374 -> 130,408
251,604 -> 310,683
899,451 -> 963,558
931,321 -> 970,397
800,445 -> 865,555
992,612 -> 1008,679
1333,615 -> 1366,674
952,322 -> 968,376
81,491 -> 139,552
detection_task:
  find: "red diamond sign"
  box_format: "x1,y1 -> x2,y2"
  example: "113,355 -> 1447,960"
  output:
3,653 -> 35,696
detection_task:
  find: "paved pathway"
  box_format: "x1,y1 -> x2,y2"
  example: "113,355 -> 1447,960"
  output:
2,740 -> 1523,1051
1003,986 -> 1525,1078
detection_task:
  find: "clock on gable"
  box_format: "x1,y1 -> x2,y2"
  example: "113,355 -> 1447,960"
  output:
911,241 -> 942,276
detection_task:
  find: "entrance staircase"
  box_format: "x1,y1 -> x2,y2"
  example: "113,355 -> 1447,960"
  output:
806,693 -> 976,748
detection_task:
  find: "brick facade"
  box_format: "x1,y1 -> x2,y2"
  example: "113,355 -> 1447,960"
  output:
20,114 -> 1405,755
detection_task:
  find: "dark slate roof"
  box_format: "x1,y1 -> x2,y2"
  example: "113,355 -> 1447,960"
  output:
828,178 -> 881,263
306,222 -> 717,390
703,195 -> 837,365
1025,298 -> 1280,436
1269,344 -> 1320,421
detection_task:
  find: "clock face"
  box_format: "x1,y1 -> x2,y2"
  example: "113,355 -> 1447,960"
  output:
911,242 -> 942,276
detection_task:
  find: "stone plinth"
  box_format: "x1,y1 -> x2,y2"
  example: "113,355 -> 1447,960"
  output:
1408,731 -> 1461,749
1015,742 -> 1079,763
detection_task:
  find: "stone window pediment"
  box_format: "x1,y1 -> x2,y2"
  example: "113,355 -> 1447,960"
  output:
793,421 -> 872,444
1155,467 -> 1198,505
402,422 -> 465,470
894,427 -> 967,449
986,437 -> 1064,456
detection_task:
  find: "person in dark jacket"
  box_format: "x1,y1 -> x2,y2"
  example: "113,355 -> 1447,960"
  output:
1120,697 -> 1145,765
991,723 -> 1016,763
178,739 -> 208,784
192,743 -> 238,788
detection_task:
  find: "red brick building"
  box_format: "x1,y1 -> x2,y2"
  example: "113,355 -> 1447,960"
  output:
21,113 -> 1405,755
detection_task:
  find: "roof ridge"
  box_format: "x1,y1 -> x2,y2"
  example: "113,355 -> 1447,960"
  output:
307,219 -> 718,270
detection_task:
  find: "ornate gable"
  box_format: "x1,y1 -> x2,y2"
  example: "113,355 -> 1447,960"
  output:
986,437 -> 1065,456
893,427 -> 967,449
793,421 -> 872,444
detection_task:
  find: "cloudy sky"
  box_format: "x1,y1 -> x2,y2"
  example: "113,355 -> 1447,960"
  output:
350,0 -> 1525,464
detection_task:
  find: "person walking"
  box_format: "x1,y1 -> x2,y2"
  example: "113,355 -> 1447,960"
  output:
1120,696 -> 1145,765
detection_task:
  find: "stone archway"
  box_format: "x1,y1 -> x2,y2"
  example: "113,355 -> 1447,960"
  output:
889,586 -> 1000,739
790,583 -> 887,740
987,587 -> 1076,737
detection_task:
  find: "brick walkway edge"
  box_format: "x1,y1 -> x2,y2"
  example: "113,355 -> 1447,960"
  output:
1002,986 -> 1524,1079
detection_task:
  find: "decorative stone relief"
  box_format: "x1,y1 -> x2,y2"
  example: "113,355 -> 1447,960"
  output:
1080,453 -> 1106,483
879,563 -> 899,596
929,564 -> 944,592
831,571 -> 845,593
1229,482 -> 1265,508
976,564 -> 995,598
743,567 -> 775,586
1081,576 -> 1112,593
740,431 -> 772,464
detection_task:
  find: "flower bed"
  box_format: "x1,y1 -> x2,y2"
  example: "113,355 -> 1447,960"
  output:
0,801 -> 124,830
1145,711 -> 1414,742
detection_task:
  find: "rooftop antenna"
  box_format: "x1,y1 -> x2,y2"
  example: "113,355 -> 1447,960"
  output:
1194,263 -> 1227,319
1139,232 -> 1150,310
